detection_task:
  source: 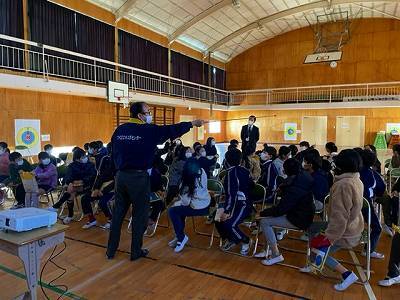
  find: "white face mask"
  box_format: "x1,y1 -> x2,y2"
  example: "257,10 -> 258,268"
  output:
17,159 -> 23,166
176,140 -> 181,145
260,153 -> 268,161
42,158 -> 51,166
288,154 -> 292,159
46,149 -> 52,155
300,146 -> 306,152
80,157 -> 88,164
302,161 -> 306,168
144,115 -> 152,124
211,140 -> 216,146
0,148 -> 4,155
185,152 -> 192,159
88,148 -> 94,155
200,151 -> 206,157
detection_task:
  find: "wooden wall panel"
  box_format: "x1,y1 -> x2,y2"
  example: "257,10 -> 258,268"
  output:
225,107 -> 400,145
227,18 -> 400,90
0,88 -> 114,148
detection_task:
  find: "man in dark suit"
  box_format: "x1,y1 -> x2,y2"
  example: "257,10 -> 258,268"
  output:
240,115 -> 259,152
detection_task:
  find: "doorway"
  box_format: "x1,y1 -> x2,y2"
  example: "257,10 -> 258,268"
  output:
179,115 -> 195,146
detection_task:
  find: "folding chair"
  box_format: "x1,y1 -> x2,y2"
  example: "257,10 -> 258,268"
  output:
39,188 -> 55,205
190,179 -> 224,249
128,175 -> 169,236
218,169 -> 227,182
389,168 -> 400,193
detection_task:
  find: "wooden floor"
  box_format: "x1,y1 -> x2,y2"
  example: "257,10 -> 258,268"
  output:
0,203 -> 399,300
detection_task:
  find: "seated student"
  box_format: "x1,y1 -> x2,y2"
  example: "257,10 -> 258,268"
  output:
195,146 -> 217,178
324,142 -> 338,162
241,146 -> 261,181
50,148 -> 96,224
0,142 -> 10,182
81,144 -> 115,229
3,152 -> 32,208
390,144 -> 400,169
301,149 -> 364,291
364,144 -> 382,174
302,149 -> 329,211
295,141 -> 310,162
230,139 -> 239,149
273,146 -> 291,178
34,152 -> 58,194
379,177 -> 400,237
168,159 -> 210,252
258,146 -> 278,203
204,137 -> 219,175
288,144 -> 298,159
192,142 -> 201,151
379,229 -> 400,287
358,149 -> 386,259
222,141 -> 239,170
215,148 -> 254,255
153,148 -> 169,176
165,147 -> 192,205
256,159 -> 314,264
44,144 -> 61,166
88,141 -> 108,169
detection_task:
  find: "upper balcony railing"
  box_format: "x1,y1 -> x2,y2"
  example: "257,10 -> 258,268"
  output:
1,34 -> 400,107
229,82 -> 400,106
0,34 -> 230,105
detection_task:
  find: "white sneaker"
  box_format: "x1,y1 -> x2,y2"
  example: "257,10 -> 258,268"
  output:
168,237 -> 178,248
334,272 -> 358,291
254,249 -> 272,258
174,235 -> 189,253
261,255 -> 284,266
378,275 -> 400,287
382,224 -> 394,237
102,221 -> 111,230
82,220 -> 97,229
276,230 -> 287,241
240,243 -> 250,256
62,216 -> 73,224
299,265 -> 313,273
361,250 -> 385,259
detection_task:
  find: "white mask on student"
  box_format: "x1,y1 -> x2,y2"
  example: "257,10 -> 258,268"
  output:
145,115 -> 152,124
176,140 -> 182,145
46,149 -> 52,155
200,151 -> 207,157
300,146 -> 306,152
260,153 -> 268,161
302,161 -> 306,168
17,160 -> 24,166
42,158 -> 51,166
80,157 -> 88,164
0,148 -> 4,155
185,152 -> 192,159
88,148 -> 94,155
211,140 -> 216,146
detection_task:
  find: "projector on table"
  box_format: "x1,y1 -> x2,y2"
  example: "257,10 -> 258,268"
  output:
0,207 -> 57,232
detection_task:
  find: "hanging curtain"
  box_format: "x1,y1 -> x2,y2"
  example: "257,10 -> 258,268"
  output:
0,0 -> 23,38
171,51 -> 203,84
28,0 -> 76,51
75,13 -> 114,61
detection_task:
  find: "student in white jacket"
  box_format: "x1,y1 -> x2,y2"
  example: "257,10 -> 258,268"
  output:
168,159 -> 211,252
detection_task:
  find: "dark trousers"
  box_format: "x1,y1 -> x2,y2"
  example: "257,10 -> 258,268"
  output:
362,205 -> 382,253
387,233 -> 400,278
168,205 -> 209,242
215,202 -> 251,244
107,170 -> 150,259
377,196 -> 399,227
15,184 -> 26,206
81,192 -> 113,220
53,192 -> 74,217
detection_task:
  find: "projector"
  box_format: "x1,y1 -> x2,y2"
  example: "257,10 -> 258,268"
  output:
0,208 -> 57,232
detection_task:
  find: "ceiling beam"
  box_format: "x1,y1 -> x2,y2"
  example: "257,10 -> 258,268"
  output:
206,0 -> 399,54
352,3 -> 400,20
115,0 -> 138,23
169,0 -> 232,43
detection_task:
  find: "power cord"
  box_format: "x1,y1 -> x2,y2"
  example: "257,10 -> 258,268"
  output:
39,241 -> 69,300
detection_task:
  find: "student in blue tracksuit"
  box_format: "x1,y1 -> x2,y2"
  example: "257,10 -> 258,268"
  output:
358,149 -> 386,259
107,101 -> 204,261
258,146 -> 278,204
215,148 -> 255,255
302,149 -> 329,211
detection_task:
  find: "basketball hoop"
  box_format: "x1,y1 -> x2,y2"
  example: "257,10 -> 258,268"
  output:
116,96 -> 130,109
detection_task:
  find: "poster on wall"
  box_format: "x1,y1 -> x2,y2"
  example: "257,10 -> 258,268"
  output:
386,123 -> 400,134
15,119 -> 41,156
284,123 -> 297,141
197,127 -> 205,141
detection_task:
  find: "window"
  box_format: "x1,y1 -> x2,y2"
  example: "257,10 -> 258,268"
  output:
209,121 -> 221,134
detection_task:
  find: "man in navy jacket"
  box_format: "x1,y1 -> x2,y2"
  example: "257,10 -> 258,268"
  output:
107,101 -> 203,261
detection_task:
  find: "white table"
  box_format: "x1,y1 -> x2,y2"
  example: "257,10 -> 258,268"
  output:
0,224 -> 68,300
